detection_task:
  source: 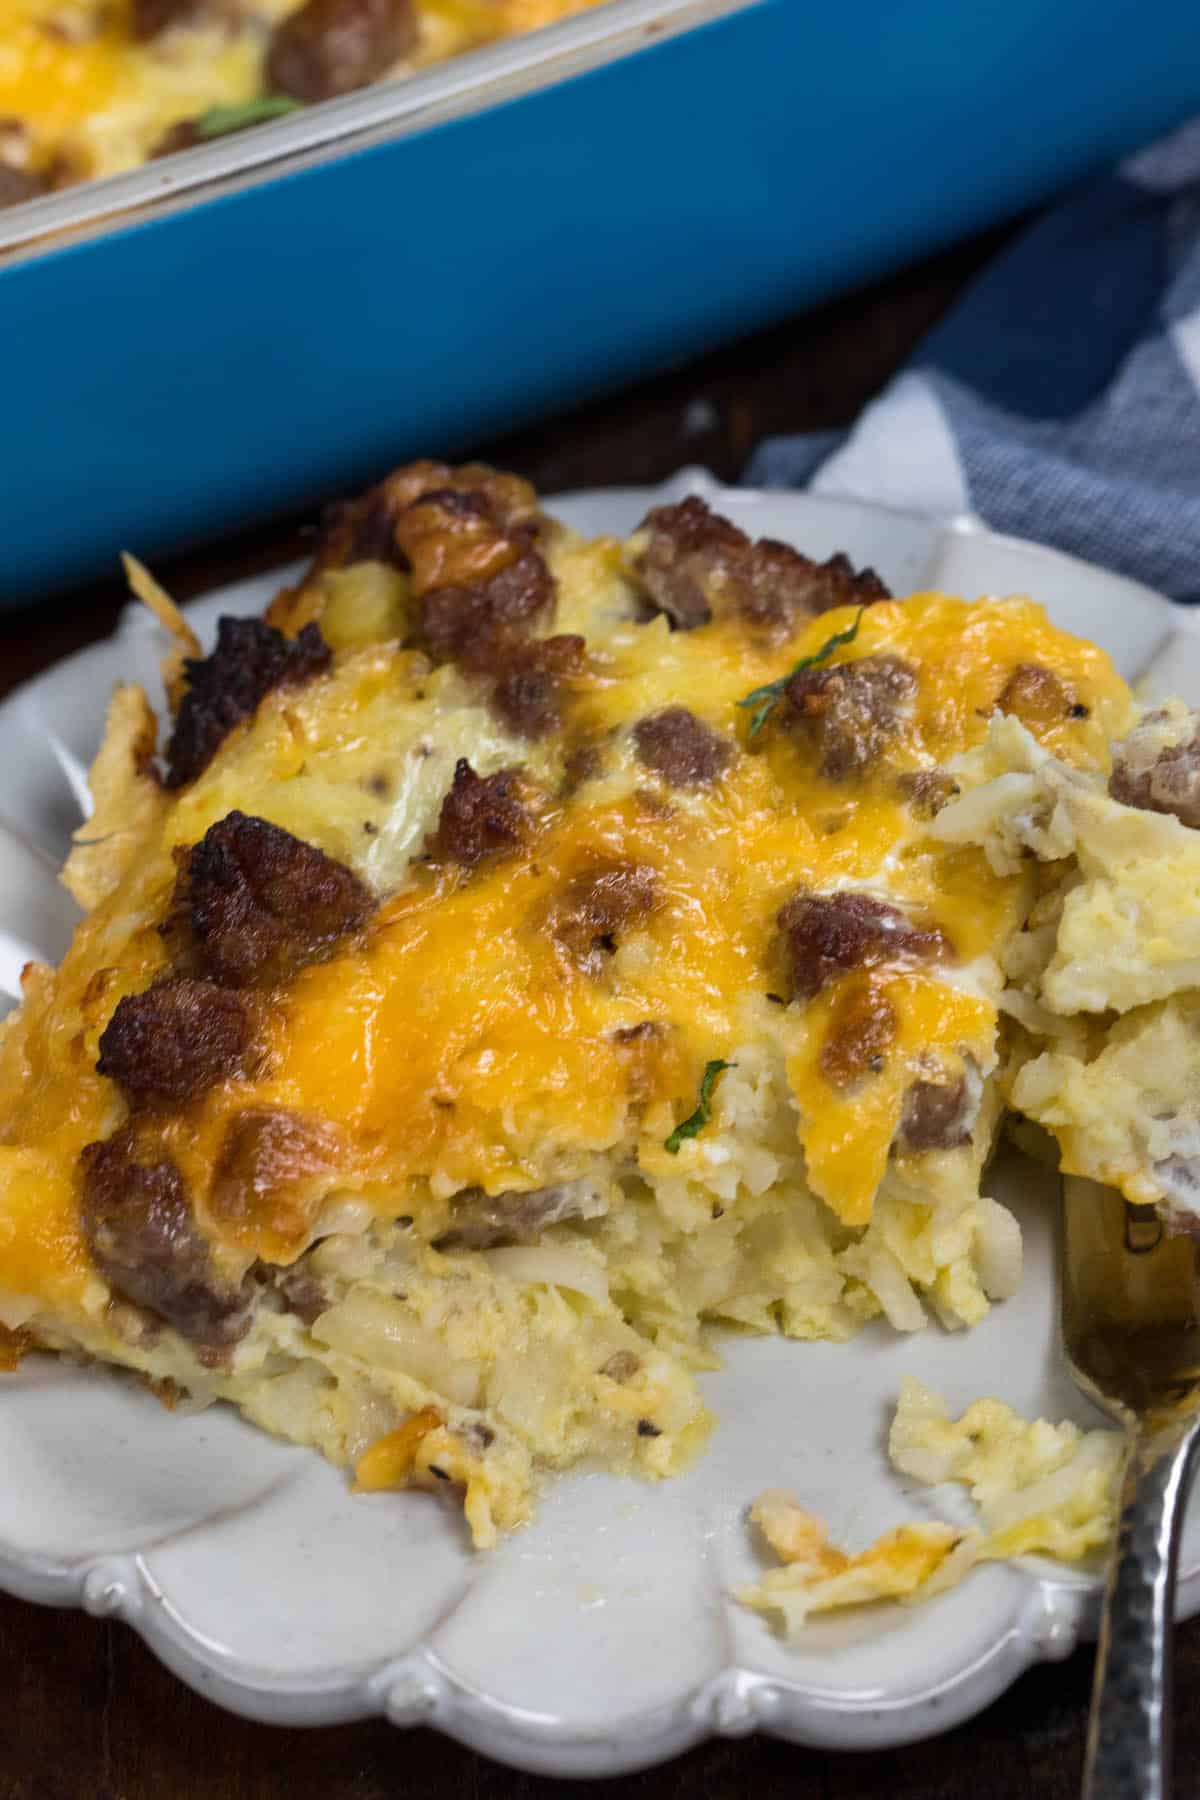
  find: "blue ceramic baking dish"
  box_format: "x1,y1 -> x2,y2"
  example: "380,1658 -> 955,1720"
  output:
1,0 -> 1198,600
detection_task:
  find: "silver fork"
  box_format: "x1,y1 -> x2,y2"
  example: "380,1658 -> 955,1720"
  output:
1061,1174 -> 1200,1799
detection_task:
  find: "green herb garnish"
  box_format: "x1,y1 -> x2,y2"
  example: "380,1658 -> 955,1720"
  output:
191,96 -> 303,141
664,1059 -> 735,1155
737,606 -> 867,740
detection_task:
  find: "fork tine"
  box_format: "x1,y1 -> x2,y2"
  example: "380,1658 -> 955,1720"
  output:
1061,1177 -> 1199,1424
1062,1176 -> 1200,1797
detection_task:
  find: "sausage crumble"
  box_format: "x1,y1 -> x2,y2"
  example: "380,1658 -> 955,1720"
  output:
165,617 -> 331,788
630,496 -> 890,635
489,634 -> 586,740
97,975 -> 253,1105
267,0 -> 418,102
632,707 -> 732,788
420,550 -> 555,669
785,653 -> 917,780
434,1181 -> 604,1250
897,1074 -> 973,1152
80,1127 -> 253,1345
181,811 -> 374,987
316,460 -> 539,573
426,760 -> 530,867
897,768 -> 959,820
1110,707 -> 1200,830
778,890 -> 951,1001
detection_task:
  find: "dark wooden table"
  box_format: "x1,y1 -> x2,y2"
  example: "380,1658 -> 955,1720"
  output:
4,224 -> 1198,1800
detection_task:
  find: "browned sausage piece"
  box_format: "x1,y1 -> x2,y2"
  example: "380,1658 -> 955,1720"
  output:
778,890 -> 951,1001
1110,711 -> 1200,830
630,496 -> 891,635
630,497 -> 749,629
307,463 -> 555,677
421,550 -> 555,669
491,668 -> 558,740
165,617 -> 331,789
270,1264 -> 329,1326
317,492 -> 403,569
97,976 -> 253,1105
896,768 -> 959,820
434,1181 -> 601,1250
785,653 -> 917,780
490,633 -> 586,739
184,811 -> 374,987
378,459 -> 538,535
0,165 -> 48,209
315,460 -> 540,573
560,742 -> 603,795
897,1074 -> 972,1151
80,1127 -> 253,1345
426,760 -> 529,866
446,463 -> 541,535
315,474 -> 430,572
550,860 -> 657,974
632,707 -> 732,788
819,976 -> 898,1088
267,0 -> 418,103
811,552 -> 892,612
735,544 -> 891,634
395,489 -> 521,595
995,662 -> 1073,725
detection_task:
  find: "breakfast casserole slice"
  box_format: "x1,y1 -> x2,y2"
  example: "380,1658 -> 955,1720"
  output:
0,459 -> 1184,1547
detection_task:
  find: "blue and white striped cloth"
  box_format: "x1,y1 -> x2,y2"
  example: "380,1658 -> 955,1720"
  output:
747,121 -> 1200,603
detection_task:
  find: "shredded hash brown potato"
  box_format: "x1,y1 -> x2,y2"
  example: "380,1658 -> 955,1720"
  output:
739,1378 -> 1123,1636
0,459 -> 1189,1574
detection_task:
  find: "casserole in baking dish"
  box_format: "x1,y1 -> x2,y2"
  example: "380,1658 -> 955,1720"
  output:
0,0 -> 603,200
3,0 -> 1198,598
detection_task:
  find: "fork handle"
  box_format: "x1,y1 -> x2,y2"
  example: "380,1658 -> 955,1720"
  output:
1083,1419 -> 1200,1799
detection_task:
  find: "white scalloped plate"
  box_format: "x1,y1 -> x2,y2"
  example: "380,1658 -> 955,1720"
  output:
3,473 -> 1200,1776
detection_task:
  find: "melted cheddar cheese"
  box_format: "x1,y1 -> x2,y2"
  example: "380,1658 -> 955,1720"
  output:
0,573 -> 1130,1275
0,471 -> 1152,1544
